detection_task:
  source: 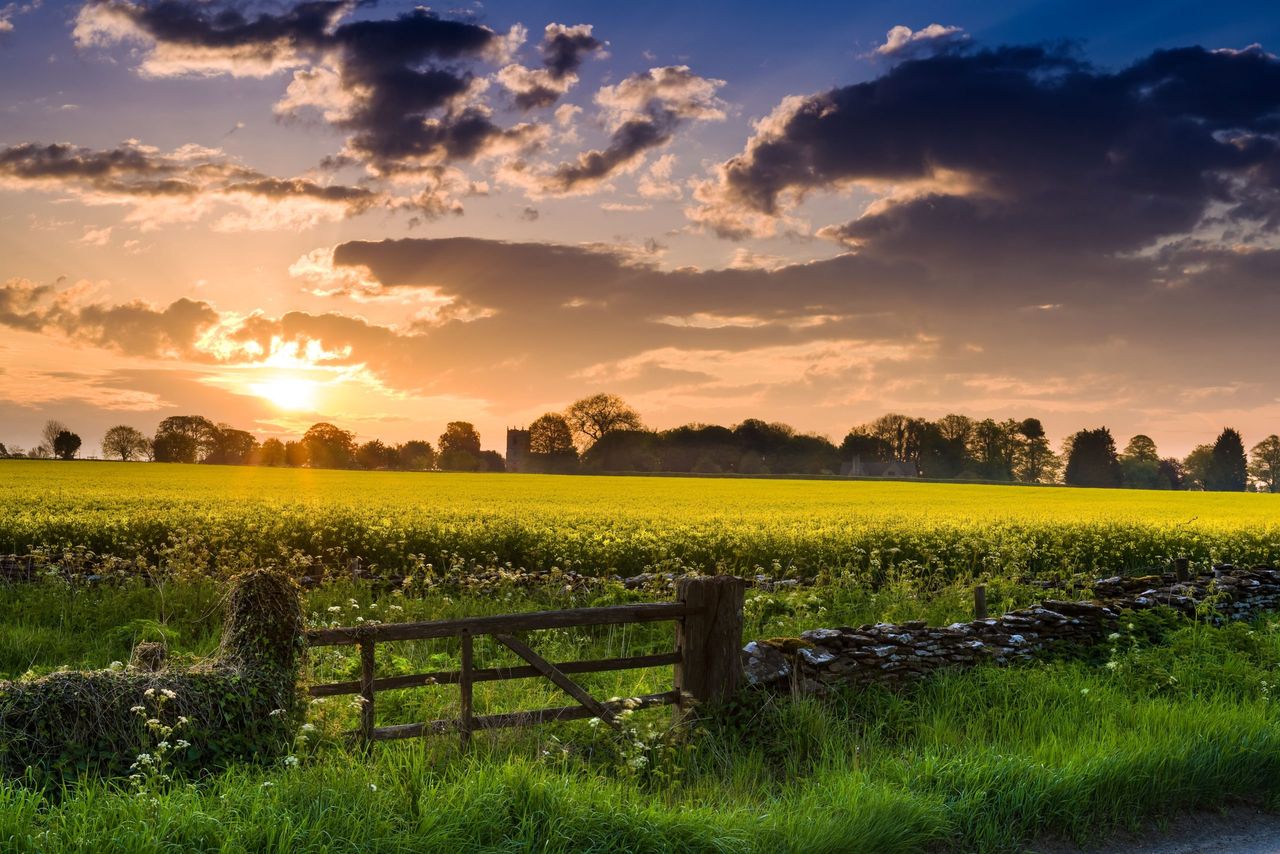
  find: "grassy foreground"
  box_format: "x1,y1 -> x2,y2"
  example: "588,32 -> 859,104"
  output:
3,460 -> 1279,581
4,578 -> 1280,852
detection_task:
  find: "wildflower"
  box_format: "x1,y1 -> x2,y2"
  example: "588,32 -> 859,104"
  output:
269,708 -> 286,717
130,705 -> 146,714
1107,632 -> 1121,641
175,740 -> 191,749
327,606 -> 341,613
283,755 -> 300,767
261,781 -> 274,789
1080,688 -> 1090,695
161,688 -> 177,700
300,723 -> 317,733
1105,661 -> 1118,670
109,661 -> 125,671
369,783 -> 377,792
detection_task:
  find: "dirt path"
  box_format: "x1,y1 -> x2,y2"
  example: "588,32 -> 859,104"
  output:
1032,808 -> 1280,854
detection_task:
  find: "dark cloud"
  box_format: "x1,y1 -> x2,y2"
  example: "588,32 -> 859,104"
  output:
499,23 -> 604,110
544,65 -> 725,193
0,140 -> 380,228
77,0 -> 544,174
693,43 -> 1280,258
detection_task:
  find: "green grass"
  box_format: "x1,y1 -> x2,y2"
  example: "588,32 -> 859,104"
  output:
5,577 -> 1280,852
3,460 -> 1279,581
5,464 -> 1280,851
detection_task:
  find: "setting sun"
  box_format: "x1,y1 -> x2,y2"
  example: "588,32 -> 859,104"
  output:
250,377 -> 320,411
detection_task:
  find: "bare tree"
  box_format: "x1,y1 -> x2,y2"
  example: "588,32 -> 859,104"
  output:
41,419 -> 68,455
102,425 -> 151,461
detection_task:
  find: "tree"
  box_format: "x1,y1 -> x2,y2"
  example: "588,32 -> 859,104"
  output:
1122,435 -> 1159,464
581,429 -> 660,472
356,439 -> 398,470
206,425 -> 258,465
153,415 -> 217,463
1015,418 -> 1058,483
1205,428 -> 1248,492
52,430 -> 81,460
102,425 -> 151,461
968,419 -> 1019,481
40,420 -> 68,456
438,421 -> 483,471
396,440 -> 435,471
527,413 -> 578,473
1063,427 -> 1121,487
529,413 -> 575,455
1249,435 -> 1280,493
302,423 -> 356,469
258,438 -> 287,467
284,440 -> 309,467
1158,457 -> 1185,490
0,442 -> 6,458
565,394 -> 642,448
1183,444 -> 1214,490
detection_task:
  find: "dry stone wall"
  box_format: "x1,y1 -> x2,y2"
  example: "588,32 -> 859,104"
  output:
743,564 -> 1280,693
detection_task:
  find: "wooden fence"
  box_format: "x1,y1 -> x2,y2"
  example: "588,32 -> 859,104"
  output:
305,575 -> 746,746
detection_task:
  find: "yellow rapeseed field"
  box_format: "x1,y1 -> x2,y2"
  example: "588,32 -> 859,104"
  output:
2,460 -> 1277,580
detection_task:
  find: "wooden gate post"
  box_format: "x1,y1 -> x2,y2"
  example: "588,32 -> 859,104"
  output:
674,576 -> 746,717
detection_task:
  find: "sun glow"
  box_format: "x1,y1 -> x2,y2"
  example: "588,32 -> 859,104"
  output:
251,376 -> 320,411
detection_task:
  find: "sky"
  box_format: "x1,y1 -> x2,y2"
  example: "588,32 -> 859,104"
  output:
2,0 -> 1279,458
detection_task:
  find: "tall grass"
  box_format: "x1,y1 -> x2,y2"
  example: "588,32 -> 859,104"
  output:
4,578 -> 1280,852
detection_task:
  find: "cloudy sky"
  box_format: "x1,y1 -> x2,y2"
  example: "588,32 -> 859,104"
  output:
2,0 -> 1279,457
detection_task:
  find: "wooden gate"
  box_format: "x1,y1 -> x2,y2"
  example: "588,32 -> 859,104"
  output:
305,576 -> 745,746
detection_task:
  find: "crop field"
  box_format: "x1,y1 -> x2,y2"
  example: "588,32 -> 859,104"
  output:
5,461 -> 1280,852
3,460 -> 1279,582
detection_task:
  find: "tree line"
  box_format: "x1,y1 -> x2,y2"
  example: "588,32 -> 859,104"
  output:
2,395 -> 1279,492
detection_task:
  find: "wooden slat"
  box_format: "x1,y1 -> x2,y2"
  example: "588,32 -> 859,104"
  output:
309,651 -> 681,697
494,633 -> 620,728
369,691 -> 680,741
306,601 -> 698,646
459,630 -> 473,750
358,638 -> 375,745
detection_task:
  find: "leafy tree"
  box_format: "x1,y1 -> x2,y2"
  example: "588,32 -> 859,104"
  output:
1122,435 -> 1159,463
1158,457 -> 1185,490
302,423 -> 356,469
735,419 -> 796,455
102,425 -> 151,461
52,430 -> 81,460
284,440 -> 309,467
1063,427 -> 1121,487
206,424 -> 258,465
1015,418 -> 1058,483
437,421 -> 483,471
529,413 -> 576,455
258,438 -> 287,467
396,440 -> 435,471
839,430 -> 892,464
581,429 -> 660,472
968,419 -> 1019,481
1205,428 -> 1248,492
0,442 -> 6,458
478,450 -> 506,472
1182,444 -> 1214,490
565,394 -> 642,448
153,415 -> 217,463
438,421 -> 482,457
1249,435 -> 1280,493
356,439 -> 398,470
1120,457 -> 1164,489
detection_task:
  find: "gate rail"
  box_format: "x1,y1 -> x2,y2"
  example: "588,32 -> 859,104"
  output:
305,576 -> 745,746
